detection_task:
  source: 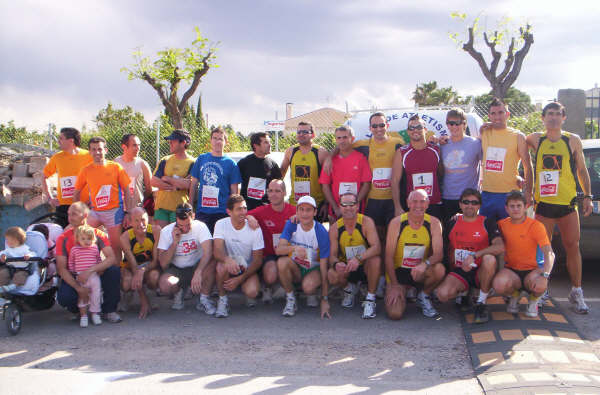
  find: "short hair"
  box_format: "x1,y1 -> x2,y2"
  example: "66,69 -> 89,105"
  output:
60,127 -> 81,147
31,224 -> 49,240
175,202 -> 193,219
121,133 -> 138,146
88,136 -> 107,148
211,127 -> 228,141
70,201 -> 90,215
369,111 -> 386,125
459,188 -> 482,203
446,108 -> 467,123
408,114 -> 421,123
226,194 -> 245,211
75,224 -> 96,242
268,179 -> 286,194
339,192 -> 358,202
5,226 -> 26,245
297,121 -> 314,133
505,190 -> 527,205
542,101 -> 566,117
488,97 -> 507,111
335,125 -> 354,138
250,132 -> 268,152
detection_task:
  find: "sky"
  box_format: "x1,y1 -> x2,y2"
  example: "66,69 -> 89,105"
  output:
1,0 -> 599,133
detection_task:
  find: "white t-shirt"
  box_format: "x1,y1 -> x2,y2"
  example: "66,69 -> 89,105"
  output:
157,220 -> 212,268
114,156 -> 149,206
213,217 -> 264,265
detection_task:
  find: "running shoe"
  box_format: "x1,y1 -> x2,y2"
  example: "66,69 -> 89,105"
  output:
91,313 -> 102,325
246,297 -> 257,308
417,291 -> 438,318
171,287 -> 185,310
473,303 -> 489,323
261,286 -> 273,304
525,298 -> 539,318
341,283 -> 358,308
215,298 -> 230,318
282,296 -> 297,317
80,315 -> 88,328
195,296 -> 216,315
362,300 -> 376,319
568,288 -> 590,314
306,294 -> 319,307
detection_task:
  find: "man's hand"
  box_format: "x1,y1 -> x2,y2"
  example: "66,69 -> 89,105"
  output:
138,294 -> 151,319
0,254 -> 6,262
479,122 -> 493,133
411,262 -> 427,282
332,205 -> 342,218
224,257 -> 241,275
334,261 -> 346,274
583,197 -> 594,217
77,269 -> 93,284
294,246 -> 307,260
132,269 -> 145,291
345,257 -> 360,273
171,226 -> 182,243
190,270 -> 203,295
24,254 -> 30,260
524,190 -> 533,208
320,299 -> 331,319
461,255 -> 475,272
318,203 -> 328,220
224,276 -> 242,292
247,215 -> 259,230
385,284 -> 402,305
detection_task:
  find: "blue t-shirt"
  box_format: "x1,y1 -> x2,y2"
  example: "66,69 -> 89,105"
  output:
280,219 -> 330,269
441,136 -> 482,200
190,153 -> 242,214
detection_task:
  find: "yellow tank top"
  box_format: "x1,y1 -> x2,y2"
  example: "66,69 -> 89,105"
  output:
534,132 -> 577,205
121,224 -> 155,268
337,214 -> 369,263
289,144 -> 324,205
354,137 -> 403,200
394,213 -> 431,269
481,127 -> 521,193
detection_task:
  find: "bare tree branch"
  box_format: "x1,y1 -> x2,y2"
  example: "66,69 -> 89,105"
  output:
178,51 -> 213,114
501,25 -> 534,93
142,72 -> 173,113
496,37 -> 516,83
462,26 -> 495,85
484,31 -> 502,76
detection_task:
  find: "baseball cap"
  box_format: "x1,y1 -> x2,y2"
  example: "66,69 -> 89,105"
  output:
164,129 -> 191,142
297,195 -> 317,208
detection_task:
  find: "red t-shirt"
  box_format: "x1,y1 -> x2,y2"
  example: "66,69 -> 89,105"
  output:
248,203 -> 296,256
56,227 -> 111,258
401,143 -> 442,204
319,150 -> 372,207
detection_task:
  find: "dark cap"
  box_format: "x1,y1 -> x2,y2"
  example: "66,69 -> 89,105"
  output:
175,203 -> 193,219
164,129 -> 191,142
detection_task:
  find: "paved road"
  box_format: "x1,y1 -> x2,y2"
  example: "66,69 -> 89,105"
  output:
1,266 -> 598,394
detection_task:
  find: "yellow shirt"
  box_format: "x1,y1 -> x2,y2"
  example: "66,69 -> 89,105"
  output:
154,154 -> 195,211
337,214 -> 369,263
534,132 -> 577,205
289,144 -> 324,205
353,137 -> 403,200
394,213 -> 431,269
43,149 -> 93,205
481,127 -> 522,193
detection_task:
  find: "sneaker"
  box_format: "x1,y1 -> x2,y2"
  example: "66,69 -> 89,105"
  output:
306,294 -> 319,307
91,313 -> 102,325
537,289 -> 550,308
406,287 -> 417,303
375,277 -> 386,299
457,294 -> 472,312
80,315 -> 88,328
282,296 -> 297,317
0,284 -> 16,294
184,287 -> 193,300
507,291 -> 524,314
171,288 -> 185,310
525,298 -> 539,318
105,312 -> 122,323
568,288 -> 590,314
246,297 -> 257,308
261,287 -> 273,304
473,303 -> 489,323
195,296 -> 216,315
341,283 -> 358,308
362,300 -> 376,319
417,291 -> 438,318
215,298 -> 229,318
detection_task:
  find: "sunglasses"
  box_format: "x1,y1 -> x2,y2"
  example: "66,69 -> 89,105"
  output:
296,130 -> 311,135
175,207 -> 193,218
340,201 -> 357,207
370,123 -> 386,129
460,199 -> 481,206
446,121 -> 465,126
407,124 -> 424,131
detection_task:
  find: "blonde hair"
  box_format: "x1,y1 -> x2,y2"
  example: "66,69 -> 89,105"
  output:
5,226 -> 26,245
75,224 -> 96,244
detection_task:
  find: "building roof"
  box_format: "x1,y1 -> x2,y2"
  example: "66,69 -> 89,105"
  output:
284,107 -> 351,135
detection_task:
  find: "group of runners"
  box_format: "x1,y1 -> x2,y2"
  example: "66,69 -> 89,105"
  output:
36,98 -> 594,326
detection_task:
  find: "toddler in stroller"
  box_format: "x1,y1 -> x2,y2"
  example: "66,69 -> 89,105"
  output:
0,227 -> 39,296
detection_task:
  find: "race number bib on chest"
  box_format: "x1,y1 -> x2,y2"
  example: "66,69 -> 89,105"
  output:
177,238 -> 198,255
372,168 -> 392,189
539,171 -> 559,197
247,177 -> 266,200
272,233 -> 281,249
294,181 -> 310,201
201,185 -> 219,208
412,172 -> 433,196
95,185 -> 112,208
292,246 -> 315,269
60,176 -> 76,198
454,249 -> 476,268
345,245 -> 366,261
402,244 -> 425,268
485,147 -> 506,173
338,182 -> 358,196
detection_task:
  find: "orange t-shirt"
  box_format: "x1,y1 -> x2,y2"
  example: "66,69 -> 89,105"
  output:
75,161 -> 131,211
498,217 -> 550,271
43,149 -> 93,205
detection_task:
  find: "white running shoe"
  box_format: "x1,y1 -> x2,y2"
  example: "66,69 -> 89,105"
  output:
569,288 -> 590,314
417,291 -> 438,318
91,313 -> 102,325
306,294 -> 319,307
507,291 -> 525,314
525,298 -> 539,318
215,298 -> 230,318
105,312 -> 122,323
171,288 -> 185,310
80,315 -> 88,328
341,283 -> 358,308
246,297 -> 257,308
195,296 -> 216,315
282,296 -> 297,317
261,287 -> 273,304
362,300 -> 376,319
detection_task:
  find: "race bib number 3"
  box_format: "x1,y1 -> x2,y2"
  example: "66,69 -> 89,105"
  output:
95,185 -> 112,208
485,147 -> 507,173
539,170 -> 559,197
60,176 -> 77,198
402,244 -> 425,268
412,172 -> 433,196
247,177 -> 266,200
201,185 -> 219,208
372,168 -> 392,189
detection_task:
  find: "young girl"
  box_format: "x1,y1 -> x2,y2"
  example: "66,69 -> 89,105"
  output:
0,226 -> 36,293
68,225 -> 102,327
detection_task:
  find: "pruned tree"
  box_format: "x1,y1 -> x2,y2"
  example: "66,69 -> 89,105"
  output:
122,27 -> 218,129
412,81 -> 471,106
450,13 -> 533,100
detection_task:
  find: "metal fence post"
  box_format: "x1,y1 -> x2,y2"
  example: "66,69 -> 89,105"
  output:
155,120 -> 160,168
48,123 -> 52,151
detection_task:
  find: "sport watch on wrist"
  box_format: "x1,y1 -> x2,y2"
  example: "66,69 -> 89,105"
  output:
542,272 -> 550,279
321,295 -> 329,301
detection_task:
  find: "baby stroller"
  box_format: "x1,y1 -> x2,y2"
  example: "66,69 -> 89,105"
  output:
0,223 -> 60,336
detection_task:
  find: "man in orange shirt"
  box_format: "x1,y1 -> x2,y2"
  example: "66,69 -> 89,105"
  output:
492,191 -> 555,318
74,137 -> 132,262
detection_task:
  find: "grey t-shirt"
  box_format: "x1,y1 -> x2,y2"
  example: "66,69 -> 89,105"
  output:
441,136 -> 482,200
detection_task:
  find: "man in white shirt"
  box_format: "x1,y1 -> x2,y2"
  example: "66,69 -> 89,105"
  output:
114,134 -> 153,210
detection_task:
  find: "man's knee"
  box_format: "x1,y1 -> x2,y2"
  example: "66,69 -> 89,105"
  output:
435,284 -> 453,303
480,255 -> 497,274
277,257 -> 291,272
263,262 -> 278,285
146,269 -> 160,289
302,274 -> 320,294
492,275 -> 512,295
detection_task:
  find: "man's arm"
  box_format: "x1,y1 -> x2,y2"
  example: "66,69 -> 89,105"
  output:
189,177 -> 199,208
141,161 -> 154,199
571,135 -> 594,216
150,225 -> 161,270
280,147 -> 293,178
239,249 -> 263,281
328,225 -> 339,266
428,217 -> 444,265
357,181 -> 370,204
391,150 -> 404,215
42,175 -> 59,207
275,238 -> 295,257
384,218 -> 400,286
230,183 -> 239,195
317,147 -> 330,167
525,132 -> 541,151
475,236 -> 505,259
56,255 -> 83,290
517,133 -> 534,205
120,231 -> 140,273
321,183 -> 338,216
361,216 -> 382,261
194,239 -> 213,273
541,244 -> 555,274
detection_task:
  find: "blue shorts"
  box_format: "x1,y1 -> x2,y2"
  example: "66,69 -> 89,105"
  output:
480,191 -> 509,222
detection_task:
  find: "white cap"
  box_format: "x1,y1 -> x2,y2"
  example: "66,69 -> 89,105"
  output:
297,195 -> 317,208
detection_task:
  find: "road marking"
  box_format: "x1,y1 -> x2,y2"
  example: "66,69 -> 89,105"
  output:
326,356 -> 355,365
553,297 -> 600,302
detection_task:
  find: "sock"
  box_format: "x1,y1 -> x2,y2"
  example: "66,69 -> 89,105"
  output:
528,294 -> 540,303
477,291 -> 488,304
366,292 -> 376,301
572,286 -> 582,293
286,291 -> 295,300
511,290 -> 520,298
219,295 -> 228,303
200,294 -> 210,301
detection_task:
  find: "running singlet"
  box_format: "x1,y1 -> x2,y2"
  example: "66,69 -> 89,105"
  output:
43,149 -> 93,205
248,203 -> 296,256
75,161 -> 131,211
121,224 -> 155,268
114,156 -> 148,207
534,132 -> 577,205
401,143 -> 442,204
354,137 -> 403,200
318,150 -> 371,207
289,145 -> 324,205
498,217 -> 550,271
394,213 -> 432,269
446,215 -> 499,268
337,213 -> 369,263
153,154 -> 195,211
481,127 -> 521,193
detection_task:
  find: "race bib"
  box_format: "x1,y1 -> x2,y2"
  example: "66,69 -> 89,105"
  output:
485,147 -> 506,173
60,176 -> 76,198
292,246 -> 316,269
338,182 -> 358,196
95,185 -> 111,209
402,244 -> 425,268
345,245 -> 366,261
372,168 -> 392,189
177,239 -> 198,255
539,170 -> 559,197
412,172 -> 433,196
294,181 -> 310,201
247,177 -> 266,200
454,249 -> 476,268
272,233 -> 281,249
201,185 -> 219,208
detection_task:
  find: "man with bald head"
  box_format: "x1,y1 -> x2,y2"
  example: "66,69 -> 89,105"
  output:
385,189 -> 445,319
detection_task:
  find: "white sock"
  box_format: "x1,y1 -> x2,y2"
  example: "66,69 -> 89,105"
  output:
366,292 -> 376,301
572,286 -> 582,293
286,292 -> 295,300
200,294 -> 210,300
477,291 -> 488,304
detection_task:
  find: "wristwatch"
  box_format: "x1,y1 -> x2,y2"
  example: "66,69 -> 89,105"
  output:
542,272 -> 550,279
356,253 -> 363,262
321,295 -> 329,301
584,194 -> 594,199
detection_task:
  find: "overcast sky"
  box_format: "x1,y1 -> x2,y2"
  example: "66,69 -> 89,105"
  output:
1,0 -> 599,133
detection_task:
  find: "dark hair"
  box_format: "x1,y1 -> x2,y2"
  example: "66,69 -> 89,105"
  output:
488,97 -> 507,111
250,132 -> 268,152
505,190 -> 527,205
334,125 -> 354,137
226,194 -> 245,211
175,202 -> 193,219
5,226 -> 26,244
408,114 -> 421,123
369,111 -> 386,125
31,224 -> 49,240
446,108 -> 467,123
459,188 -> 482,203
297,121 -> 314,133
60,127 -> 81,147
121,133 -> 137,146
88,136 -> 107,148
542,101 -> 566,117
211,127 -> 228,140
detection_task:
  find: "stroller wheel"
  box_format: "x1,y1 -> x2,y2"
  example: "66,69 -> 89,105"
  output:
4,304 -> 22,336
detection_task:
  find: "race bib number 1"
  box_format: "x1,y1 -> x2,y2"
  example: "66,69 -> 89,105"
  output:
412,172 -> 433,196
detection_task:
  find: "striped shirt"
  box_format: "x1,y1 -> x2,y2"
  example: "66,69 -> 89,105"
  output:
68,245 -> 101,273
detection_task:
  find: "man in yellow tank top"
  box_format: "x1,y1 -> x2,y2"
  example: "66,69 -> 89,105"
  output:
480,98 -> 533,221
280,121 -> 330,221
526,102 -> 594,314
384,189 -> 445,319
327,192 -> 381,319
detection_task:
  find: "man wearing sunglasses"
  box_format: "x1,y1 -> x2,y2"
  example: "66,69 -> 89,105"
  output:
391,115 -> 444,220
156,203 -> 216,313
327,192 -> 381,319
280,122 -> 329,221
434,189 -> 504,323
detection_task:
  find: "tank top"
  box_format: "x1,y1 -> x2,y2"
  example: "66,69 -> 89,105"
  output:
534,132 -> 577,205
121,224 -> 155,268
337,214 -> 369,263
354,137 -> 403,200
115,156 -> 146,206
394,213 -> 432,269
481,127 -> 521,193
447,215 -> 490,268
401,143 -> 441,204
289,144 -> 324,205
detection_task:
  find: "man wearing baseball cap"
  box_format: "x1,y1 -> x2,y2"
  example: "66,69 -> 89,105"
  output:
151,129 -> 195,227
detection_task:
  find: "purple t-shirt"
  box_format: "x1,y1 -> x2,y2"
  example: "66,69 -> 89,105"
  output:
441,136 -> 482,200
